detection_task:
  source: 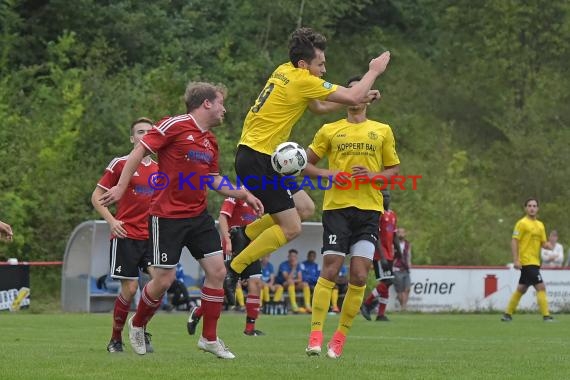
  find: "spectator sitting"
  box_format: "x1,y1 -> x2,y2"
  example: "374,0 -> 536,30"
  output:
275,249 -> 311,313
261,255 -> 284,303
301,250 -> 321,289
541,230 -> 564,268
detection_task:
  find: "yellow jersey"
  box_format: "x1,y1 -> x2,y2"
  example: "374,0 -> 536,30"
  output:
512,216 -> 547,266
239,62 -> 338,155
309,118 -> 400,212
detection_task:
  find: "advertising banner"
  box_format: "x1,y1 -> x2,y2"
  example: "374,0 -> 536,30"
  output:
392,267 -> 570,312
0,265 -> 31,311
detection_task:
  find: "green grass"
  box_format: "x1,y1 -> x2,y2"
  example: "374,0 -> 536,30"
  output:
1,311 -> 568,379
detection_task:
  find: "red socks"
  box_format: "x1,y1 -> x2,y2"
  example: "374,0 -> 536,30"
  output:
111,294 -> 130,341
201,287 -> 224,341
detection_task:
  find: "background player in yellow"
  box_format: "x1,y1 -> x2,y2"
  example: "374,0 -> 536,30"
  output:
226,27 -> 391,302
303,75 -> 400,358
502,198 -> 555,322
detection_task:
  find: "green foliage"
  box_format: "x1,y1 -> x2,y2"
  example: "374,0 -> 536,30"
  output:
0,0 -> 568,275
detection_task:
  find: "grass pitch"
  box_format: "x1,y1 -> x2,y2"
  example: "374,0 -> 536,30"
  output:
1,311 -> 568,379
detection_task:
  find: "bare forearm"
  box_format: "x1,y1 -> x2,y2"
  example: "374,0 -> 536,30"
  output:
372,165 -> 400,182
91,187 -> 117,224
309,100 -> 345,115
218,215 -> 230,240
302,163 -> 331,178
212,176 -> 248,200
511,239 -> 519,262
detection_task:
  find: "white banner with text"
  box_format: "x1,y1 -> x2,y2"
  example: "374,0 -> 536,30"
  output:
388,267 -> 570,312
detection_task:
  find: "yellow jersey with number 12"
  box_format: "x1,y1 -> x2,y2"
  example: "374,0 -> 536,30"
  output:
239,62 -> 338,155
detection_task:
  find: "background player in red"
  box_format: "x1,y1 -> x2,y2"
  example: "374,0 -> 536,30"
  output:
360,190 -> 402,321
91,117 -> 158,352
187,197 -> 265,336
99,82 -> 263,359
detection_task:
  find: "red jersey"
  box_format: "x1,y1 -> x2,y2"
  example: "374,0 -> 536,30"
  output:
375,209 -> 398,261
141,114 -> 220,218
97,156 -> 158,240
220,198 -> 258,228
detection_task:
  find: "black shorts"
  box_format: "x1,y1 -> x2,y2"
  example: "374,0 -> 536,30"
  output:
373,259 -> 393,280
149,212 -> 222,268
109,238 -> 152,279
322,207 -> 380,254
519,265 -> 543,285
241,260 -> 262,280
235,144 -> 296,214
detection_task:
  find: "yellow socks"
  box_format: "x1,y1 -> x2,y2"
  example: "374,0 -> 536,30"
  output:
337,283 -> 365,336
273,285 -> 284,302
331,287 -> 339,309
505,290 -> 523,315
244,214 -> 275,240
262,285 -> 270,303
303,284 -> 312,309
310,277 -> 335,332
236,286 -> 245,307
288,284 -> 298,310
231,225 -> 287,273
536,290 -> 550,317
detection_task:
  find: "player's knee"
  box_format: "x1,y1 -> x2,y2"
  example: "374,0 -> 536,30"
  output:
154,270 -> 178,292
211,263 -> 227,283
296,202 -> 315,221
123,281 -> 138,298
350,273 -> 368,287
281,222 -> 302,241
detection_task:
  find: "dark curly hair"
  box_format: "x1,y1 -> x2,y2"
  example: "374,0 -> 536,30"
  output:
288,27 -> 327,67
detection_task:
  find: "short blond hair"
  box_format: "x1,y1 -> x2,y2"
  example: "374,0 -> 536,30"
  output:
130,117 -> 154,136
184,82 -> 228,113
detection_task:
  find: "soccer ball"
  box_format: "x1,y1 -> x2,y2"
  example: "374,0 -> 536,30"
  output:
271,142 -> 308,176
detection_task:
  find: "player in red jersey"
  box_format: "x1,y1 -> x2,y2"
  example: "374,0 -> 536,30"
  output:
91,117 -> 158,353
187,197 -> 265,336
360,190 -> 402,321
99,82 -> 263,359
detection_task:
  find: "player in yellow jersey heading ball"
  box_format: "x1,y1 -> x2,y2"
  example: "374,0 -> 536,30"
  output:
225,27 -> 391,302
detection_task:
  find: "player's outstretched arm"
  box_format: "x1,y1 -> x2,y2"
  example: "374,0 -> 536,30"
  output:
211,176 -> 264,216
326,51 -> 390,106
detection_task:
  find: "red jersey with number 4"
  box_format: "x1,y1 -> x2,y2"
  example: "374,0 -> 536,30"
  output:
220,198 -> 258,228
141,114 -> 220,218
374,209 -> 398,261
97,156 -> 158,240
